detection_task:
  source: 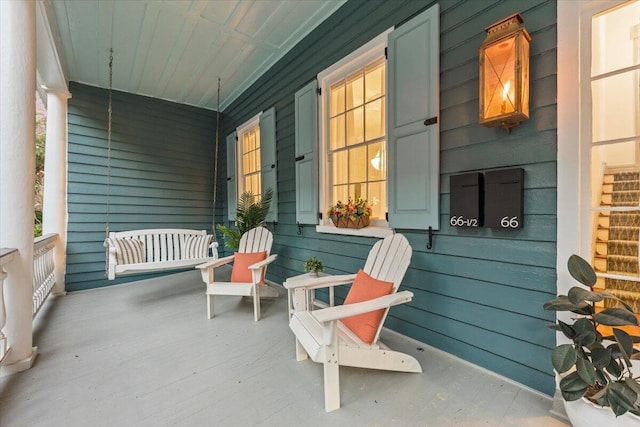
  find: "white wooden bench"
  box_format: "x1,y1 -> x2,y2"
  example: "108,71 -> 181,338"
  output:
104,229 -> 218,280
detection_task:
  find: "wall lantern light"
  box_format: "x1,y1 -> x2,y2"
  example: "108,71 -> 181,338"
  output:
479,13 -> 531,133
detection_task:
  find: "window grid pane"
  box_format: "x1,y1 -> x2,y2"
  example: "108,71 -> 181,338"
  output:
328,59 -> 386,218
242,126 -> 261,199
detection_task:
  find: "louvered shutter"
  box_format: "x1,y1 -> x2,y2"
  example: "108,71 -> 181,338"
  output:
294,80 -> 319,225
387,4 -> 440,230
260,107 -> 278,222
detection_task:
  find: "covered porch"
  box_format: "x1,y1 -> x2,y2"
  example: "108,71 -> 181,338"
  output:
0,268 -> 567,426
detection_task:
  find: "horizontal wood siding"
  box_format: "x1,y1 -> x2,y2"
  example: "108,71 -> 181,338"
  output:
66,82 -> 217,291
219,0 -> 558,396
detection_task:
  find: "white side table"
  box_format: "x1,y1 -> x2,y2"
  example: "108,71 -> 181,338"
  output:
283,272 -> 331,319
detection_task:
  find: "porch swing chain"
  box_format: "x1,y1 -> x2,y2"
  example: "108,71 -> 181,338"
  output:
212,77 -> 221,238
105,48 -> 114,276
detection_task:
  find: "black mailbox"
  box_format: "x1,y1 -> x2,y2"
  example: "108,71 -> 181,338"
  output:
484,168 -> 524,229
450,173 -> 482,227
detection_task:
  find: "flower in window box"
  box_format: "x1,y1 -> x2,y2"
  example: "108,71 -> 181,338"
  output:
327,198 -> 373,229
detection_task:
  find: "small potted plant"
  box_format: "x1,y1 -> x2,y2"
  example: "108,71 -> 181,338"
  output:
327,197 -> 372,229
543,254 -> 640,423
303,256 -> 324,276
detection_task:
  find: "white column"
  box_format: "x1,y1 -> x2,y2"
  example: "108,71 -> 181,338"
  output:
0,0 -> 38,374
42,87 -> 71,296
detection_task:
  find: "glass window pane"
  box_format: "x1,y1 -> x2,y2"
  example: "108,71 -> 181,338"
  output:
332,185 -> 348,206
346,107 -> 364,146
367,181 -> 386,219
243,153 -> 250,174
365,98 -> 385,141
349,146 -> 367,183
350,183 -> 365,200
368,142 -> 385,181
330,115 -> 345,150
332,150 -> 348,185
253,151 -> 258,173
346,73 -> 364,110
592,142 -> 640,208
593,209 -> 640,280
365,62 -> 385,102
247,131 -> 254,151
255,128 -> 260,149
330,83 -> 345,116
591,1 -> 640,76
592,70 -> 640,142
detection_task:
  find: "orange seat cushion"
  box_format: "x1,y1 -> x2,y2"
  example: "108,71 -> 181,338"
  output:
341,269 -> 394,344
231,251 -> 267,283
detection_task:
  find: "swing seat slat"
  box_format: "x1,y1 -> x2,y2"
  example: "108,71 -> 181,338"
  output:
104,228 -> 218,280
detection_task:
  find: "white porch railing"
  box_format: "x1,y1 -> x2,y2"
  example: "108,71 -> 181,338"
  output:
32,234 -> 57,317
0,247 -> 18,364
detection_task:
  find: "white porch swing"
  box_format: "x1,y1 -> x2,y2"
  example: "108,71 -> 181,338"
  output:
103,50 -> 219,280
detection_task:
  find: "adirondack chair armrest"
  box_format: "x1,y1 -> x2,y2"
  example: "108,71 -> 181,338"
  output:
196,254 -> 235,270
312,290 -> 414,323
283,273 -> 357,291
248,254 -> 277,271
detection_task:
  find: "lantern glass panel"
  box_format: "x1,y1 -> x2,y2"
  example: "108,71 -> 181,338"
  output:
520,37 -> 530,118
482,37 -> 516,119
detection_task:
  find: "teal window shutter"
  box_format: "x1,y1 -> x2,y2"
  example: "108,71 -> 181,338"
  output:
295,80 -> 319,225
226,131 -> 237,221
387,4 -> 440,230
260,107 -> 278,222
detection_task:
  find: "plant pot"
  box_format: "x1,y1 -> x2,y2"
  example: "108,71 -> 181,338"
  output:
564,397 -> 640,427
331,216 -> 370,229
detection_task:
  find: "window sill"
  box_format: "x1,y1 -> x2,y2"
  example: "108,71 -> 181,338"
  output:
316,224 -> 394,238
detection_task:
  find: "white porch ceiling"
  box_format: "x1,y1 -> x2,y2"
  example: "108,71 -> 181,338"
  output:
42,0 -> 346,111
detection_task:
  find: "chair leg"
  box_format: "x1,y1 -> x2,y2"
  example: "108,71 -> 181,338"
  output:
324,352 -> 340,412
323,322 -> 340,412
253,287 -> 261,321
207,294 -> 214,319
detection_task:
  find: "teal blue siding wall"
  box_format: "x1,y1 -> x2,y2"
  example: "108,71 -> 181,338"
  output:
220,0 -> 558,395
66,82 -> 217,291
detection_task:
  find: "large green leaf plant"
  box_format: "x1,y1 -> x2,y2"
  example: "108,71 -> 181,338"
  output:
216,188 -> 273,250
544,254 -> 640,417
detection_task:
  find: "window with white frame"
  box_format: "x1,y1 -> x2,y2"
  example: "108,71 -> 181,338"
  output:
237,115 -> 262,199
586,1 -> 640,312
318,31 -> 390,229
227,108 -> 278,223
294,5 -> 440,236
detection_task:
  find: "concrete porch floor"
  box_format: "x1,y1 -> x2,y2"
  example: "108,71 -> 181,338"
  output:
0,268 -> 570,426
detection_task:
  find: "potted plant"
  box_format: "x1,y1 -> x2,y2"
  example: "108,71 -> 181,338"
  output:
303,256 -> 323,276
327,197 -> 372,229
543,254 -> 640,423
217,188 -> 273,250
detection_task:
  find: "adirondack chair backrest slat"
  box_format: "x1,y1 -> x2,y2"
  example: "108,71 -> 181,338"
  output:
238,226 -> 273,255
361,233 -> 412,344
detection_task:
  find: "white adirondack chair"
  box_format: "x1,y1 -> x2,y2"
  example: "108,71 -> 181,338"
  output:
285,233 -> 421,412
196,226 -> 278,321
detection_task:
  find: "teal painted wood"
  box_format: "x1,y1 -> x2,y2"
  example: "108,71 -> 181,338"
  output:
294,80 -> 319,225
66,82 -> 217,291
226,131 -> 237,221
260,107 -> 278,222
388,4 -> 440,230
